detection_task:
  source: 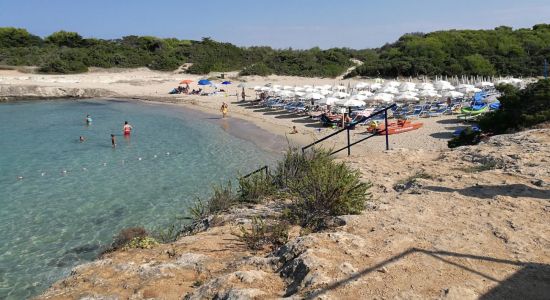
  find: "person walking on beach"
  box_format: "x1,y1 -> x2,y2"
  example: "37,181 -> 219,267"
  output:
221,102 -> 228,118
111,134 -> 116,148
123,121 -> 133,135
241,88 -> 246,102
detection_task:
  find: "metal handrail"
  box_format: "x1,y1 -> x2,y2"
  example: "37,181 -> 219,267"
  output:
301,104 -> 397,155
242,165 -> 269,179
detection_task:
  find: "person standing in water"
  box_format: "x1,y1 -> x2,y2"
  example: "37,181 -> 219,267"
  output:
123,121 -> 133,135
85,114 -> 92,125
111,134 -> 116,148
221,102 -> 228,118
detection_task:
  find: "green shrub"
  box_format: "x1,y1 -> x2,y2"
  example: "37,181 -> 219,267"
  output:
278,148 -> 370,230
238,172 -> 276,203
478,80 -> 550,134
238,217 -> 289,251
125,236 -> 159,249
207,181 -> 236,213
240,62 -> 272,76
38,58 -> 88,74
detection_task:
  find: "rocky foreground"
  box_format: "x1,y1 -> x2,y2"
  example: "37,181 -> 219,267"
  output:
37,129 -> 549,300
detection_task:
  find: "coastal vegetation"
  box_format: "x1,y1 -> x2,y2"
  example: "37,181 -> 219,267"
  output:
448,79 -> 550,148
1,25 -> 549,77
347,24 -> 550,78
111,148 -> 370,251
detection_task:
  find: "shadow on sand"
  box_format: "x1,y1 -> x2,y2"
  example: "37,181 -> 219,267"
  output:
429,131 -> 454,139
423,184 -> 550,200
296,248 -> 550,300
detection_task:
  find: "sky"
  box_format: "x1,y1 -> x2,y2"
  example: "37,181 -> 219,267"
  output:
1,0 -> 549,49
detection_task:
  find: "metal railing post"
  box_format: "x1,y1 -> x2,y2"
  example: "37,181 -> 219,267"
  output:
347,127 -> 351,156
385,110 -> 389,151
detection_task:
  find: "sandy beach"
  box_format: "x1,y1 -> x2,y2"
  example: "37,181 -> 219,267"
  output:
0,68 -> 456,153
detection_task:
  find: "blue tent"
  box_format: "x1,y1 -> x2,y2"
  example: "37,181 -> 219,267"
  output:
198,79 -> 212,86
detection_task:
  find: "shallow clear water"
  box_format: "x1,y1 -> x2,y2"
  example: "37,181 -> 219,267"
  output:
0,99 -> 279,299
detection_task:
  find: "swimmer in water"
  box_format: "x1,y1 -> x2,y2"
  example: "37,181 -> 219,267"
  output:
79,136 -> 86,142
111,134 -> 116,148
290,126 -> 298,134
123,121 -> 133,135
85,114 -> 92,125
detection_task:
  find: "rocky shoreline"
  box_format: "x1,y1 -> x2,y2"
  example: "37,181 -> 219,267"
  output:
0,84 -> 114,101
36,129 -> 550,299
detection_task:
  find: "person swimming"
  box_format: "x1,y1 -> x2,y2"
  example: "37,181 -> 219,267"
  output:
79,136 -> 86,142
123,121 -> 133,135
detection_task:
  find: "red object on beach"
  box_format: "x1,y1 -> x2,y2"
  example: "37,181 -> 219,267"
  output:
180,79 -> 193,84
369,119 -> 423,135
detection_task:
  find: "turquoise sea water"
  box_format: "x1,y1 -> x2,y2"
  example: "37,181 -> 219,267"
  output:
0,99 -> 279,299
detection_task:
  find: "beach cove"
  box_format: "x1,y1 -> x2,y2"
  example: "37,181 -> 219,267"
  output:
0,98 -> 284,299
0,69 -> 548,299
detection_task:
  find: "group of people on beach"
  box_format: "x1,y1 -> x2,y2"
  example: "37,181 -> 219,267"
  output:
79,114 -> 133,148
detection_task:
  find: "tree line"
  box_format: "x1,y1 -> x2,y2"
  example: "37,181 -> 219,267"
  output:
0,25 -> 549,77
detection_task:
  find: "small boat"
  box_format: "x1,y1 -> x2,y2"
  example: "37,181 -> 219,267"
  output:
367,119 -> 423,135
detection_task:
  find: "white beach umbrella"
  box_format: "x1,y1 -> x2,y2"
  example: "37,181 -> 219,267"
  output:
350,94 -> 369,101
460,86 -> 482,94
334,85 -> 347,91
419,90 -> 441,98
305,92 -> 323,100
457,84 -> 474,90
294,91 -> 306,97
317,97 -> 339,105
385,81 -> 400,88
283,85 -> 293,90
399,82 -> 417,92
254,86 -> 262,91
272,84 -> 281,89
374,78 -> 384,84
355,82 -> 369,89
237,83 -> 247,88
370,83 -> 382,91
294,87 -> 305,92
278,90 -> 295,97
318,89 -> 332,96
476,82 -> 494,88
305,87 -> 316,93
260,86 -> 271,92
336,99 -> 366,107
370,93 -> 395,102
303,85 -> 312,89
381,86 -> 399,94
418,83 -> 435,90
358,90 -> 374,97
396,94 -> 420,102
332,91 -> 350,99
443,91 -> 464,98
435,81 -> 455,91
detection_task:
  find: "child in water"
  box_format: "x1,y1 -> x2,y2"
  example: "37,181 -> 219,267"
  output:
111,134 -> 116,148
